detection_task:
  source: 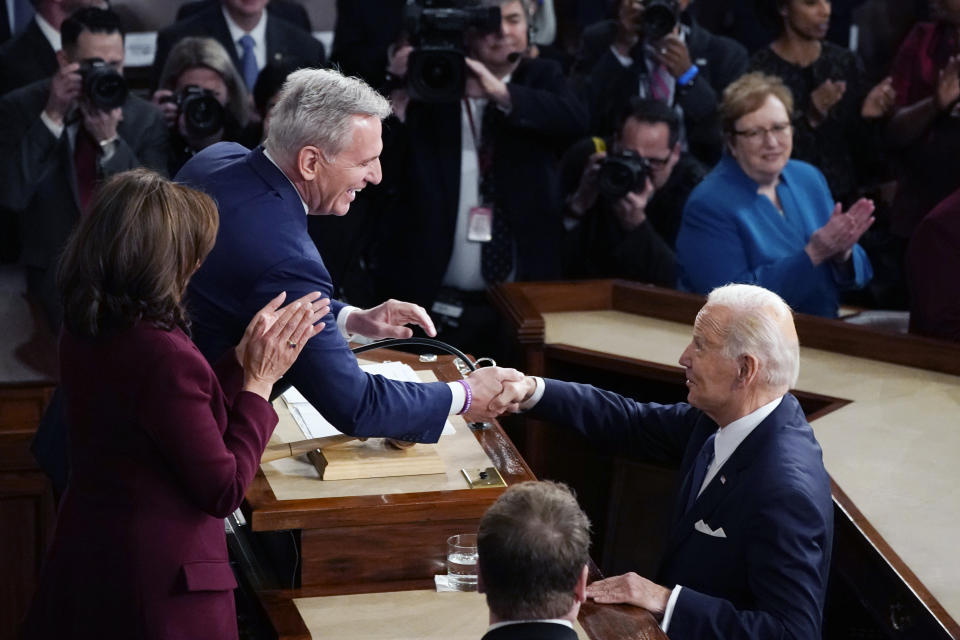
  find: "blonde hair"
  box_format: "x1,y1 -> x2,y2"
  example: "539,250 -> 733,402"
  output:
720,72 -> 794,136
159,36 -> 250,127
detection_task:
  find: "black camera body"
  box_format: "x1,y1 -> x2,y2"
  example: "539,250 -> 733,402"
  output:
598,150 -> 653,200
404,0 -> 501,103
161,86 -> 225,138
79,57 -> 128,110
640,0 -> 679,43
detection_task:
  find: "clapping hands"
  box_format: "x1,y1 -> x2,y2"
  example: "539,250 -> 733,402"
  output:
805,198 -> 875,266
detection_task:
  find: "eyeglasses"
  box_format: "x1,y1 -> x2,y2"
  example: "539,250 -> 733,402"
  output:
642,154 -> 672,169
732,122 -> 793,143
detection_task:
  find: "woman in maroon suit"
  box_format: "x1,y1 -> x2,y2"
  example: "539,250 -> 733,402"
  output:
20,169 -> 329,639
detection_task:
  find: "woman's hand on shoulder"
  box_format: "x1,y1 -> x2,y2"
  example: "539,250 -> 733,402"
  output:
239,292 -> 330,399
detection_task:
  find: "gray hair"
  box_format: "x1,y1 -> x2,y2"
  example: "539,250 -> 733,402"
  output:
159,36 -> 249,127
264,68 -> 391,163
704,284 -> 800,389
478,481 -> 591,621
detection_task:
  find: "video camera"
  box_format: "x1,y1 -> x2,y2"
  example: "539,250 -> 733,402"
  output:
159,86 -> 225,138
598,150 -> 653,200
79,58 -> 128,110
637,0 -> 680,43
403,0 -> 501,103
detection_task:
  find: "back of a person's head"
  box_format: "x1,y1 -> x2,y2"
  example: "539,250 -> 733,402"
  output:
61,6 -> 123,50
478,481 -> 591,621
57,169 -> 219,338
264,67 -> 390,163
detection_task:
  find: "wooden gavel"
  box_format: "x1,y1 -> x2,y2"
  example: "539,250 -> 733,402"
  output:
260,434 -> 356,463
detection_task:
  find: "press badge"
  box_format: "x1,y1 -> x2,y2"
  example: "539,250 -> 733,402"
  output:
467,206 -> 493,242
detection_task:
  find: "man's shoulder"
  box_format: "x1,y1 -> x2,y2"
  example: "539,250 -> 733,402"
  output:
581,19 -> 619,50
158,5 -> 222,41
121,93 -> 165,125
177,142 -> 253,185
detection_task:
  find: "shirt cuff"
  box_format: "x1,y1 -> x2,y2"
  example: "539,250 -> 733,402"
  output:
661,586 -> 681,633
610,45 -> 634,68
336,305 -> 359,340
447,380 -> 466,415
40,111 -> 64,139
518,376 -> 545,411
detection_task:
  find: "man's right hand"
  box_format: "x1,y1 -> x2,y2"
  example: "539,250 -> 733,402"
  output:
44,62 -> 82,126
462,366 -> 524,422
151,89 -> 179,129
568,151 -> 606,217
612,178 -> 654,231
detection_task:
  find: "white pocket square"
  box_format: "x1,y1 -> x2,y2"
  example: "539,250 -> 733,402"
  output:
694,519 -> 727,538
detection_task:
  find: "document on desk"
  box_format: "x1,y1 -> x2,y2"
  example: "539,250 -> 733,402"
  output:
281,361 -> 456,439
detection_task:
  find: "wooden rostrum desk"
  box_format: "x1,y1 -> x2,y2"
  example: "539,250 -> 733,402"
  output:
249,348 -> 666,640
490,279 -> 960,640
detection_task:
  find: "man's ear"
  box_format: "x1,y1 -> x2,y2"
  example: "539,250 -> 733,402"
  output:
574,564 -> 589,604
737,354 -> 760,387
297,146 -> 323,182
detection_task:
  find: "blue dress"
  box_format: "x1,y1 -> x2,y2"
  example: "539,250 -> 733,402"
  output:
676,155 -> 872,317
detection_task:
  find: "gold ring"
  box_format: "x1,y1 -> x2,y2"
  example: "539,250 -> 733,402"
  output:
287,340 -> 297,349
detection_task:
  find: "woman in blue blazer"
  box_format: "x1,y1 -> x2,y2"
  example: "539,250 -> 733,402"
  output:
676,72 -> 873,317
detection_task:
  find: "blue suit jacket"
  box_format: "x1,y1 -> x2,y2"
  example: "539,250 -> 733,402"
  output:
529,380 -> 833,640
676,155 -> 872,318
177,143 -> 451,441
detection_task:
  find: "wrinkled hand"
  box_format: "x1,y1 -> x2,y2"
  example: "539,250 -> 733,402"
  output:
461,366 -> 524,422
569,151 -> 606,216
237,291 -> 329,367
151,89 -> 179,128
45,62 -> 82,124
653,34 -> 693,79
935,55 -> 960,112
80,103 -> 123,144
809,79 -> 846,123
488,376 -> 537,415
346,299 -> 436,339
805,198 -> 875,266
464,57 -> 511,107
611,179 -> 654,231
241,293 -> 328,399
861,76 -> 896,119
585,572 -> 671,618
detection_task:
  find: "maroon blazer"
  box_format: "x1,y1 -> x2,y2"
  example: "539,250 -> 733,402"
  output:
21,322 -> 277,639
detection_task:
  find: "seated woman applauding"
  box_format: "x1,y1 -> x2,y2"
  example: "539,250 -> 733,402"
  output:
20,170 -> 328,639
676,72 -> 874,317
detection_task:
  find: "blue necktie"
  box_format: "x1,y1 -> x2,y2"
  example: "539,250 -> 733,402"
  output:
12,0 -> 35,35
684,433 -> 716,514
239,34 -> 258,91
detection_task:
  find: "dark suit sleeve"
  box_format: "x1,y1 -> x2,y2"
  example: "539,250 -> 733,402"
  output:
106,98 -> 170,177
244,255 -> 452,442
0,90 -> 61,210
138,340 -> 278,519
506,61 -> 589,137
527,378 -> 697,466
668,483 -> 832,640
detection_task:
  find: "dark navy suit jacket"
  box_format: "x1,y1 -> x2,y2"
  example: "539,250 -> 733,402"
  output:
529,381 -> 833,640
177,143 -> 451,441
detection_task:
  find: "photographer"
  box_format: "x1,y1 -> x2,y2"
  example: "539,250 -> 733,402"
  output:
0,6 -> 168,329
153,36 -> 251,176
374,0 -> 588,357
561,97 -> 705,285
573,0 -> 747,165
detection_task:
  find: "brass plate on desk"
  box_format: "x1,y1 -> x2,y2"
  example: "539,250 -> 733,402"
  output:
461,466 -> 506,488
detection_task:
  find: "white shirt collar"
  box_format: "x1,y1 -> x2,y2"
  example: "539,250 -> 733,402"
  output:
222,5 -> 267,53
263,148 -> 310,214
701,395 -> 783,492
35,12 -> 61,52
486,619 -> 574,632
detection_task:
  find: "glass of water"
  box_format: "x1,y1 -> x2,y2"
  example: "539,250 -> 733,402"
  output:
446,533 -> 478,591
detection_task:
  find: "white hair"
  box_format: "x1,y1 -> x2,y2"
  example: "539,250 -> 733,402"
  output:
703,284 -> 800,390
263,68 -> 391,163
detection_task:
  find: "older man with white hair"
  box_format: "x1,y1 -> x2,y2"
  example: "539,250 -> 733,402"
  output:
499,283 -> 833,640
178,67 -> 523,441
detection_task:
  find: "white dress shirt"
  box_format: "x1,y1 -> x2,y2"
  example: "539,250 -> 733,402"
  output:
222,5 -> 267,71
34,12 -> 60,52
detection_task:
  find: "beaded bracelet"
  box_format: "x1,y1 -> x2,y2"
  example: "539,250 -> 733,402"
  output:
457,378 -> 473,415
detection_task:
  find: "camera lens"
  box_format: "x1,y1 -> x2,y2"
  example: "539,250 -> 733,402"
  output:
181,89 -> 224,138
407,48 -> 465,102
642,0 -> 678,43
598,162 -> 636,200
423,56 -> 456,90
82,61 -> 128,110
